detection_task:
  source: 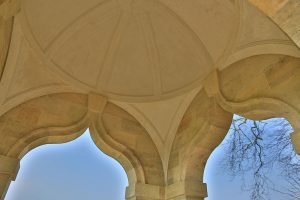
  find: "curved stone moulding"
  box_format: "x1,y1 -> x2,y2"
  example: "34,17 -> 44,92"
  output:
7,113 -> 90,159
204,69 -> 300,153
0,93 -> 169,199
88,94 -> 165,199
165,89 -> 233,200
87,94 -> 146,185
89,118 -> 145,185
0,93 -> 168,199
223,43 -> 300,69
180,123 -> 230,181
204,70 -> 300,124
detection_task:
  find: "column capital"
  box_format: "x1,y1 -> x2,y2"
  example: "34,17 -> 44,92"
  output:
126,183 -> 165,200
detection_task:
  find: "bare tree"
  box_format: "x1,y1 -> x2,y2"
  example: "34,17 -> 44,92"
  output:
221,115 -> 300,200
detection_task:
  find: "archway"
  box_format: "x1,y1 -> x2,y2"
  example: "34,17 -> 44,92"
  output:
204,115 -> 298,200
165,54 -> 300,200
0,93 -> 165,200
5,130 -> 128,200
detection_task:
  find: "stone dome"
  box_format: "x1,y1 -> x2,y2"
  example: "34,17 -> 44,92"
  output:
20,0 -> 236,101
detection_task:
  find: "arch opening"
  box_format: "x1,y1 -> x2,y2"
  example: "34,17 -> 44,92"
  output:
204,114 -> 300,200
4,129 -> 129,200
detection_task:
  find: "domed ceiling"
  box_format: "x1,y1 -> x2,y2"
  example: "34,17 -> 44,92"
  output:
1,0 -> 300,171
19,0 -> 237,101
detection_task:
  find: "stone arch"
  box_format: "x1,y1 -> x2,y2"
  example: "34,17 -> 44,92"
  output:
0,93 -> 165,200
166,90 -> 232,200
166,53 -> 300,200
204,54 -> 300,152
89,100 -> 165,200
0,1 -> 300,199
0,93 -> 89,158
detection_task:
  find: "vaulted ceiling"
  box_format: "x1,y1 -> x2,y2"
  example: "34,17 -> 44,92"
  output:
1,0 -> 300,167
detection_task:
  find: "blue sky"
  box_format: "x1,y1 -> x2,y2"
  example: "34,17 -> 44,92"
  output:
5,127 -> 290,200
5,132 -> 128,200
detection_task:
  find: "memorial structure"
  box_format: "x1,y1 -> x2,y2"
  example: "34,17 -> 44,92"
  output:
0,0 -> 300,199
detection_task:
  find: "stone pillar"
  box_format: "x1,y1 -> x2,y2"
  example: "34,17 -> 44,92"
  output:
125,183 -> 165,200
0,155 -> 19,200
166,181 -> 207,200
